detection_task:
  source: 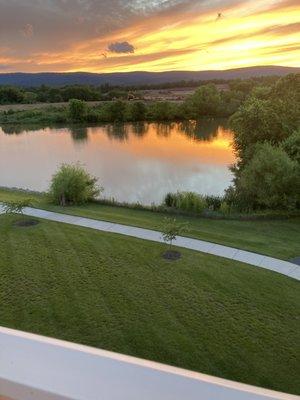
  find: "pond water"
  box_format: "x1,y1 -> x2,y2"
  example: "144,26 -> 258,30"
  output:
0,120 -> 235,205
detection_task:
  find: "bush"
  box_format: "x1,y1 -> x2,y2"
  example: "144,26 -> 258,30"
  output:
219,201 -> 231,215
98,101 -> 127,122
204,195 -> 223,210
164,192 -> 176,207
127,101 -> 147,121
164,191 -> 207,214
68,99 -> 88,122
49,163 -> 101,206
237,143 -> 299,210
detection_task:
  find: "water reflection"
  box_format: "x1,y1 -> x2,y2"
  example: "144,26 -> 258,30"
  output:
69,126 -> 88,143
179,120 -> 222,142
0,121 -> 235,204
1,119 -> 229,144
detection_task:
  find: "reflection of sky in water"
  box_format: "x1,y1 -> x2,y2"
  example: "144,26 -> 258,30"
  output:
0,121 -> 235,204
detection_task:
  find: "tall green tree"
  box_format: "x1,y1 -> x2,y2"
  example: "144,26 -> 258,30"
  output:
282,130 -> 300,163
184,84 -> 222,118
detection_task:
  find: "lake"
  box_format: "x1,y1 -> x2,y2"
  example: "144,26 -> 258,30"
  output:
0,120 -> 235,205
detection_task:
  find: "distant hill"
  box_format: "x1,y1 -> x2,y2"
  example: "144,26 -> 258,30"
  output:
0,66 -> 298,87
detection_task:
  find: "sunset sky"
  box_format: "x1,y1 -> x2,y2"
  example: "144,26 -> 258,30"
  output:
0,0 -> 299,73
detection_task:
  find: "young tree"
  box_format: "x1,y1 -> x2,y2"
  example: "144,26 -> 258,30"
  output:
3,199 -> 32,215
49,163 -> 101,206
161,217 -> 188,249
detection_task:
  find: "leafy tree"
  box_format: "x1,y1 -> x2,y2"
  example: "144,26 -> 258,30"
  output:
270,73 -> 300,102
184,84 -> 221,118
250,86 -> 271,100
0,86 -> 24,104
68,99 -> 88,122
282,130 -> 300,163
230,98 -> 288,162
49,163 -> 101,206
161,217 -> 188,249
229,79 -> 256,95
237,143 -> 299,210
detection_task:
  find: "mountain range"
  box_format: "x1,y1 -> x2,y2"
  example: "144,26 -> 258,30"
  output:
0,66 -> 298,87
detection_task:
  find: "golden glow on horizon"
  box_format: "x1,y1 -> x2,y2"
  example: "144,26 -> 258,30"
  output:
2,0 -> 300,72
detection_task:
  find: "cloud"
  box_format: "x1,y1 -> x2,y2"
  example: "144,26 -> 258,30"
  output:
21,23 -> 34,37
107,41 -> 135,54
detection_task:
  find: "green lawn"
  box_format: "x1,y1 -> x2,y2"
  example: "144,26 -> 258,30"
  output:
0,214 -> 299,395
1,188 -> 300,260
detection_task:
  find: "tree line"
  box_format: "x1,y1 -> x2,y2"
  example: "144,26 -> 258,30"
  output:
0,75 -> 280,105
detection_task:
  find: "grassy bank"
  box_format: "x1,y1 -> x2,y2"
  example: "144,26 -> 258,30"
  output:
0,214 -> 299,394
1,187 -> 299,260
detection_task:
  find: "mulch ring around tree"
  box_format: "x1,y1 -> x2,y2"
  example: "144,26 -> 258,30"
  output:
14,219 -> 40,228
162,250 -> 182,261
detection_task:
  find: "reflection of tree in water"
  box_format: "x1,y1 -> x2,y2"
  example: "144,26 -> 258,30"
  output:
131,122 -> 148,138
105,124 -> 129,142
156,122 -> 175,138
69,126 -> 88,143
179,119 -> 227,142
1,125 -> 42,135
105,123 -> 149,141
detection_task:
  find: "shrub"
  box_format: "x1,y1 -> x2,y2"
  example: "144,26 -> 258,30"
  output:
99,101 -> 127,122
68,99 -> 88,122
49,163 -> 101,206
164,192 -> 176,207
237,143 -> 299,210
219,201 -> 231,215
86,110 -> 101,123
147,102 -> 176,121
204,195 -> 223,210
127,101 -> 147,121
164,191 -> 207,214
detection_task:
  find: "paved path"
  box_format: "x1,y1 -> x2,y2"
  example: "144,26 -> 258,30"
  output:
1,205 -> 299,281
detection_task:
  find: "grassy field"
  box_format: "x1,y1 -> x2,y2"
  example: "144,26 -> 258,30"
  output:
0,213 -> 299,394
0,188 -> 300,260
0,101 -> 103,112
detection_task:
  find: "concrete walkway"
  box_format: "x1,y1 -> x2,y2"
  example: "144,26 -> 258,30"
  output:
1,205 -> 299,281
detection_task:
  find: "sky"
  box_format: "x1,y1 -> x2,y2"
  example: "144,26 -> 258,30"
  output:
0,0 -> 299,73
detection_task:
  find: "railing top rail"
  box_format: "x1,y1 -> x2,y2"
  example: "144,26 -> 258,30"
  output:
0,327 -> 297,400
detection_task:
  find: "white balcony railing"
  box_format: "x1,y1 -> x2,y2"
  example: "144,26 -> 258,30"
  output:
0,326 -> 297,400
